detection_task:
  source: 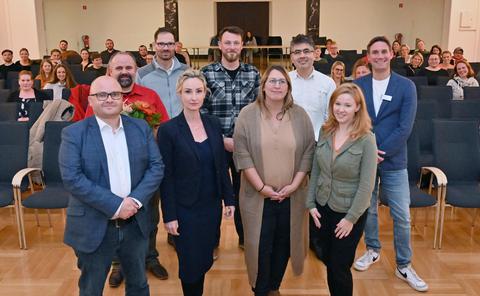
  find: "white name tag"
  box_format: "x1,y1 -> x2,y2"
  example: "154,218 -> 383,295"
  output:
382,95 -> 392,102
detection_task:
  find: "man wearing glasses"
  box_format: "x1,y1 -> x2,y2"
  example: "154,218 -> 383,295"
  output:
59,76 -> 164,296
136,27 -> 188,118
201,26 -> 261,254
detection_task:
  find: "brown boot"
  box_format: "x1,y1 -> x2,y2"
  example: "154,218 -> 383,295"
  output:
108,266 -> 124,288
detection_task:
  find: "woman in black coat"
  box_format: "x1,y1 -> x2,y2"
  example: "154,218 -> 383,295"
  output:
157,69 -> 235,296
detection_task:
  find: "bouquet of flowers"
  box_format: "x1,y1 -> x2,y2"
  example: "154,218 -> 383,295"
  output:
122,101 -> 162,128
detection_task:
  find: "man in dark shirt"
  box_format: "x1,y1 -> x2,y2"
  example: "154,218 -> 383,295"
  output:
100,39 -> 120,64
136,45 -> 149,67
0,49 -> 20,79
87,53 -> 107,77
324,40 -> 345,65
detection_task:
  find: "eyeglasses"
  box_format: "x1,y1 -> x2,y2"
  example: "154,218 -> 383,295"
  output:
221,41 -> 242,47
292,49 -> 314,55
156,42 -> 175,48
89,91 -> 122,101
267,79 -> 287,86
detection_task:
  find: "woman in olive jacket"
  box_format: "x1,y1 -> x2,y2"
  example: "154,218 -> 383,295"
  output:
306,83 -> 377,296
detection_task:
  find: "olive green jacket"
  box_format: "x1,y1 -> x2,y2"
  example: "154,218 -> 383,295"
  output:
306,131 -> 377,223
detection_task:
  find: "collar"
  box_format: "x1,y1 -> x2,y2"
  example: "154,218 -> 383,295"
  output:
95,116 -> 124,134
124,83 -> 141,97
212,61 -> 246,72
293,68 -> 315,80
153,56 -> 176,72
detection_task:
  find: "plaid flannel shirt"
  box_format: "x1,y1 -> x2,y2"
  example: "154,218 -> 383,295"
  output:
201,62 -> 260,137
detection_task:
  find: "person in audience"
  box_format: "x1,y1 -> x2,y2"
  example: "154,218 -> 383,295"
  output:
35,59 -> 54,88
0,49 -> 20,79
158,69 -> 235,296
7,70 -> 49,121
354,36 -> 428,292
405,52 -> 424,76
59,39 -> 80,62
78,48 -> 91,71
87,53 -> 107,76
453,47 -> 466,64
137,27 -> 188,119
399,44 -> 411,64
351,58 -> 371,80
101,38 -> 120,64
175,42 -> 191,66
324,41 -> 344,65
137,45 -> 149,67
418,53 -> 449,85
307,83 -> 377,296
137,26 -> 188,279
392,40 -> 401,57
394,33 -> 404,45
233,65 -> 314,296
440,50 -> 455,74
50,49 -> 62,66
415,39 -> 429,56
323,38 -> 333,56
201,26 -> 261,255
146,54 -> 154,65
331,61 -> 346,87
15,48 -> 32,71
81,35 -> 90,50
243,31 -> 257,64
59,75 -> 164,296
43,64 -> 76,99
430,45 -> 442,56
447,60 -> 479,100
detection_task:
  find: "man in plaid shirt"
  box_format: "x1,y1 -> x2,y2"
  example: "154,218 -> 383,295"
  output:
201,26 -> 260,252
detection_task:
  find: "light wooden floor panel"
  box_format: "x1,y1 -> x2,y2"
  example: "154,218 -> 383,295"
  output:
0,206 -> 479,295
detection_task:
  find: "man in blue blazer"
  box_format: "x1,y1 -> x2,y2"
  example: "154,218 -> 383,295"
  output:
353,36 -> 428,292
59,76 -> 164,296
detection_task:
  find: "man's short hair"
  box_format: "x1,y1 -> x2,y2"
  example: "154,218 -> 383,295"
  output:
91,53 -> 102,60
154,27 -> 176,41
60,40 -> 68,44
50,48 -> 61,55
2,49 -> 13,55
139,45 -> 147,49
106,38 -> 113,42
108,51 -> 137,68
453,47 -> 464,54
367,36 -> 391,53
218,26 -> 244,41
290,34 -> 314,49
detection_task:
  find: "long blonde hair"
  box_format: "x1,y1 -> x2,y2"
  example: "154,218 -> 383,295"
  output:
256,65 -> 293,120
321,83 -> 371,140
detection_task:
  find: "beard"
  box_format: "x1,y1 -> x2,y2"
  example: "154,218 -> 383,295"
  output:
117,73 -> 133,88
222,51 -> 240,62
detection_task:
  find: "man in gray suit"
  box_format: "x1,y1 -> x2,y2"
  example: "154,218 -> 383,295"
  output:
59,76 -> 164,295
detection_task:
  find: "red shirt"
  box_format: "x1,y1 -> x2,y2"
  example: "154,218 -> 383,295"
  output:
85,83 -> 169,123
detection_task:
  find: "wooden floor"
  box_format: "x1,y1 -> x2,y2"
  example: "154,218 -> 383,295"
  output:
0,206 -> 479,296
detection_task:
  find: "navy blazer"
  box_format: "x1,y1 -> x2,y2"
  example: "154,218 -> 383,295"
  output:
354,72 -> 417,171
59,115 -> 164,253
157,112 -> 234,223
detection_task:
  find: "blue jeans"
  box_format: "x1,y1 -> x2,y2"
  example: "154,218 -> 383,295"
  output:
363,169 -> 412,268
74,219 -> 149,296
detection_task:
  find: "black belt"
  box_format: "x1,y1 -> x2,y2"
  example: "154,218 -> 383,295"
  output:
109,216 -> 135,228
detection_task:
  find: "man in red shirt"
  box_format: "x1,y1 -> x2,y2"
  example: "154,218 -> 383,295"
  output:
85,52 -> 170,287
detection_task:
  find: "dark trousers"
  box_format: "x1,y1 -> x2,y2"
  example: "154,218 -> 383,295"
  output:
216,151 -> 243,245
181,275 -> 205,296
315,203 -> 367,296
75,219 -> 149,296
253,198 -> 291,296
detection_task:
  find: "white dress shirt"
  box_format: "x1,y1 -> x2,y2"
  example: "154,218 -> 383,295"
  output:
289,69 -> 336,141
95,116 -> 141,218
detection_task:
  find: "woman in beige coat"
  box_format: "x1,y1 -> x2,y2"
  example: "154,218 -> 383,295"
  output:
233,65 -> 315,296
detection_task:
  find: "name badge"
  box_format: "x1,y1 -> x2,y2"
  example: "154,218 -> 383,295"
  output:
382,95 -> 392,102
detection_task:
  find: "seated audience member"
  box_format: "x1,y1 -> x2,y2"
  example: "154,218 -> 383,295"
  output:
447,60 -> 479,100
418,53 -> 449,85
81,35 -> 90,49
15,48 -> 32,71
7,70 -> 49,121
405,52 -> 424,76
243,31 -> 257,64
324,41 -> 344,64
50,49 -> 62,66
146,54 -> 154,65
100,38 -> 119,64
175,41 -> 191,66
87,53 -> 107,76
440,50 -> 455,75
415,39 -> 429,56
395,33 -> 404,44
430,45 -> 442,56
453,47 -> 466,64
399,44 -> 411,64
80,48 -> 92,71
43,64 -> 77,99
331,61 -> 346,87
59,39 -> 81,63
35,59 -> 54,88
136,45 -> 149,67
351,58 -> 371,80
392,40 -> 401,57
0,49 -> 20,79
323,38 -> 333,56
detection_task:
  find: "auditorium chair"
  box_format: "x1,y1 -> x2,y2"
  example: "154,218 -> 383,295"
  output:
451,100 -> 480,120
12,121 -> 72,249
0,79 -> 5,89
0,89 -> 10,103
436,76 -> 450,86
6,71 -> 19,90
266,36 -> 283,61
408,76 -> 428,91
418,86 -> 453,118
463,87 -> 480,100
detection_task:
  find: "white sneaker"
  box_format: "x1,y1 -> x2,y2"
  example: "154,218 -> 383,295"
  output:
353,249 -> 380,271
395,264 -> 429,292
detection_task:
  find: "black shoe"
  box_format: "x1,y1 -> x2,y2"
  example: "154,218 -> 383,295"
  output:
108,267 -> 124,288
147,261 -> 169,280
167,233 -> 176,250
